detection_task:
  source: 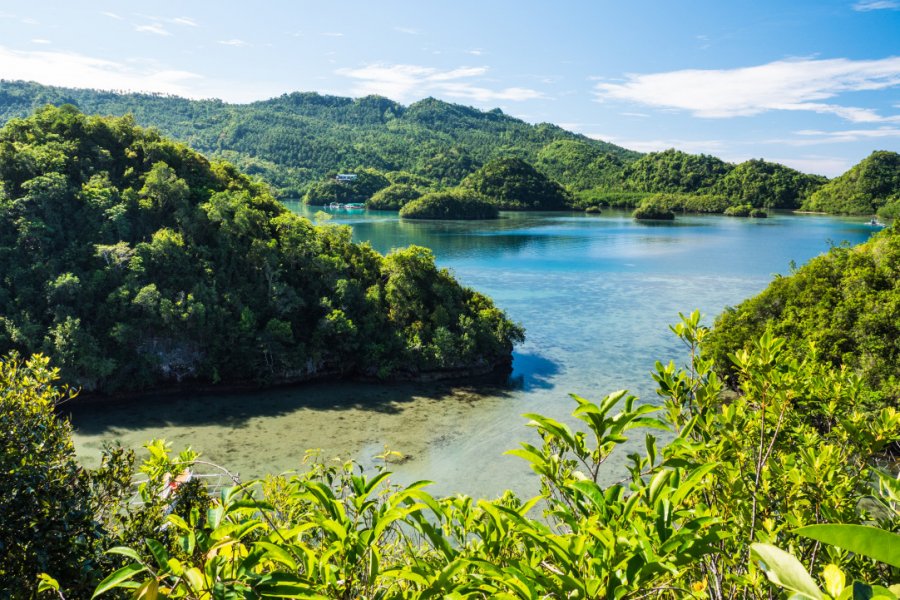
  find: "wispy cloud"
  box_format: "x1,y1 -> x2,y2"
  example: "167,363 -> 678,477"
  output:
595,57 -> 900,123
31,39 -> 51,45
0,46 -> 202,96
218,39 -> 250,47
172,17 -> 198,27
394,26 -> 422,35
585,133 -> 726,155
770,156 -> 851,177
21,17 -> 38,25
852,0 -> 899,11
466,49 -> 485,56
135,23 -> 171,36
321,32 -> 344,37
780,126 -> 900,145
100,11 -> 123,20
336,62 -> 543,103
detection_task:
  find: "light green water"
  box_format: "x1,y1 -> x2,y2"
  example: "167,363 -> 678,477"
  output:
70,209 -> 878,498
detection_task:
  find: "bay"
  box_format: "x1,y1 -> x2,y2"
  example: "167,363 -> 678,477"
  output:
70,208 -> 877,498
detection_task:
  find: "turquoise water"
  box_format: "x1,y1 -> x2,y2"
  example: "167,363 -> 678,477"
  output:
71,208 -> 878,498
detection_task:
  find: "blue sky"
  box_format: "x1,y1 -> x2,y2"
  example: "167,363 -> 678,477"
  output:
0,1 -> 897,176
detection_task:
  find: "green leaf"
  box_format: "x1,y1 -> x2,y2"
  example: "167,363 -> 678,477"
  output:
795,525 -> 900,568
92,563 -> 147,598
106,546 -> 144,564
145,539 -> 169,570
750,543 -> 824,600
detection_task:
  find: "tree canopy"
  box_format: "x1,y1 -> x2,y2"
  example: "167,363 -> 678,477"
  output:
801,151 -> 900,215
399,189 -> 499,220
461,157 -> 573,210
0,81 -> 634,196
707,222 -> 900,400
0,105 -> 523,394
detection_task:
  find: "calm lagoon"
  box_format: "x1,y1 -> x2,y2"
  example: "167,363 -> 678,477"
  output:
71,209 -> 877,498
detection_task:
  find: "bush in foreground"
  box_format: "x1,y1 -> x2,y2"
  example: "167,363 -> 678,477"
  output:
9,311 -> 899,598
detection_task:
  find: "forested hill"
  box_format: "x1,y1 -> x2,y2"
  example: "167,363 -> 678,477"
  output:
0,105 -> 524,394
0,80 -> 637,196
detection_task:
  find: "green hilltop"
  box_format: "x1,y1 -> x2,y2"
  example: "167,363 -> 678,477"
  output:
0,105 -> 523,394
0,80 -> 636,197
1,80 -> 895,216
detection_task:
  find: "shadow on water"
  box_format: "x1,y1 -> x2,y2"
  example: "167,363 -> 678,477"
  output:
65,372 -> 519,437
508,351 -> 562,391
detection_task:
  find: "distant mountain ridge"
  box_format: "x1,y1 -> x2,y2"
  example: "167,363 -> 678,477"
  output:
0,80 -> 637,196
1,80 -> 895,214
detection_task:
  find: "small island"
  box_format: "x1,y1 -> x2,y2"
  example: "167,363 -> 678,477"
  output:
461,158 -> 573,210
366,183 -> 425,210
399,189 -> 500,220
632,197 -> 676,220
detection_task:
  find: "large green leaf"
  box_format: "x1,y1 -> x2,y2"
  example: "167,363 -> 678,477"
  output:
750,543 -> 823,600
91,563 -> 147,598
795,525 -> 900,568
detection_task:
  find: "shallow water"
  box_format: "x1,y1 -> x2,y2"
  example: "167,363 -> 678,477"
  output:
70,209 -> 878,498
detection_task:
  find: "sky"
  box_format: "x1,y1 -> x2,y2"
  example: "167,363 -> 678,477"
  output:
0,1 -> 898,177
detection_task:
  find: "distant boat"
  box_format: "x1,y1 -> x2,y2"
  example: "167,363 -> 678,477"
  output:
868,218 -> 886,227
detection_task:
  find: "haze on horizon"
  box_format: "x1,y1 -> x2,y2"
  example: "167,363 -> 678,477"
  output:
0,0 -> 897,177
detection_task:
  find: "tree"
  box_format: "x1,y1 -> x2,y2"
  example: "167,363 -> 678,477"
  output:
0,354 -> 97,596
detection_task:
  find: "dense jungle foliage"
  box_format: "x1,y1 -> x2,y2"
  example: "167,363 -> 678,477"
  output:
0,106 -> 524,394
399,189 -> 499,220
302,169 -> 390,206
801,151 -> 900,216
707,222 -> 900,402
3,314 -> 898,598
632,196 -> 676,220
0,80 -> 633,196
2,81 -> 873,217
367,183 -> 426,210
460,158 -> 574,210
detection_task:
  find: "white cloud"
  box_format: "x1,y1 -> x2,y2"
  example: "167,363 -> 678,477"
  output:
585,133 -> 725,155
782,126 -> 900,145
467,49 -> 485,56
321,32 -> 344,37
770,156 -> 851,177
100,11 -> 123,20
853,0 -> 899,10
218,39 -> 250,47
394,26 -> 422,35
595,57 -> 900,122
0,45 -> 201,95
135,23 -> 171,36
21,17 -> 38,25
336,63 -> 543,103
31,39 -> 51,45
172,17 -> 198,27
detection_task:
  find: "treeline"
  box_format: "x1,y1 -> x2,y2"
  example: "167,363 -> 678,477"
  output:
0,106 -> 523,394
